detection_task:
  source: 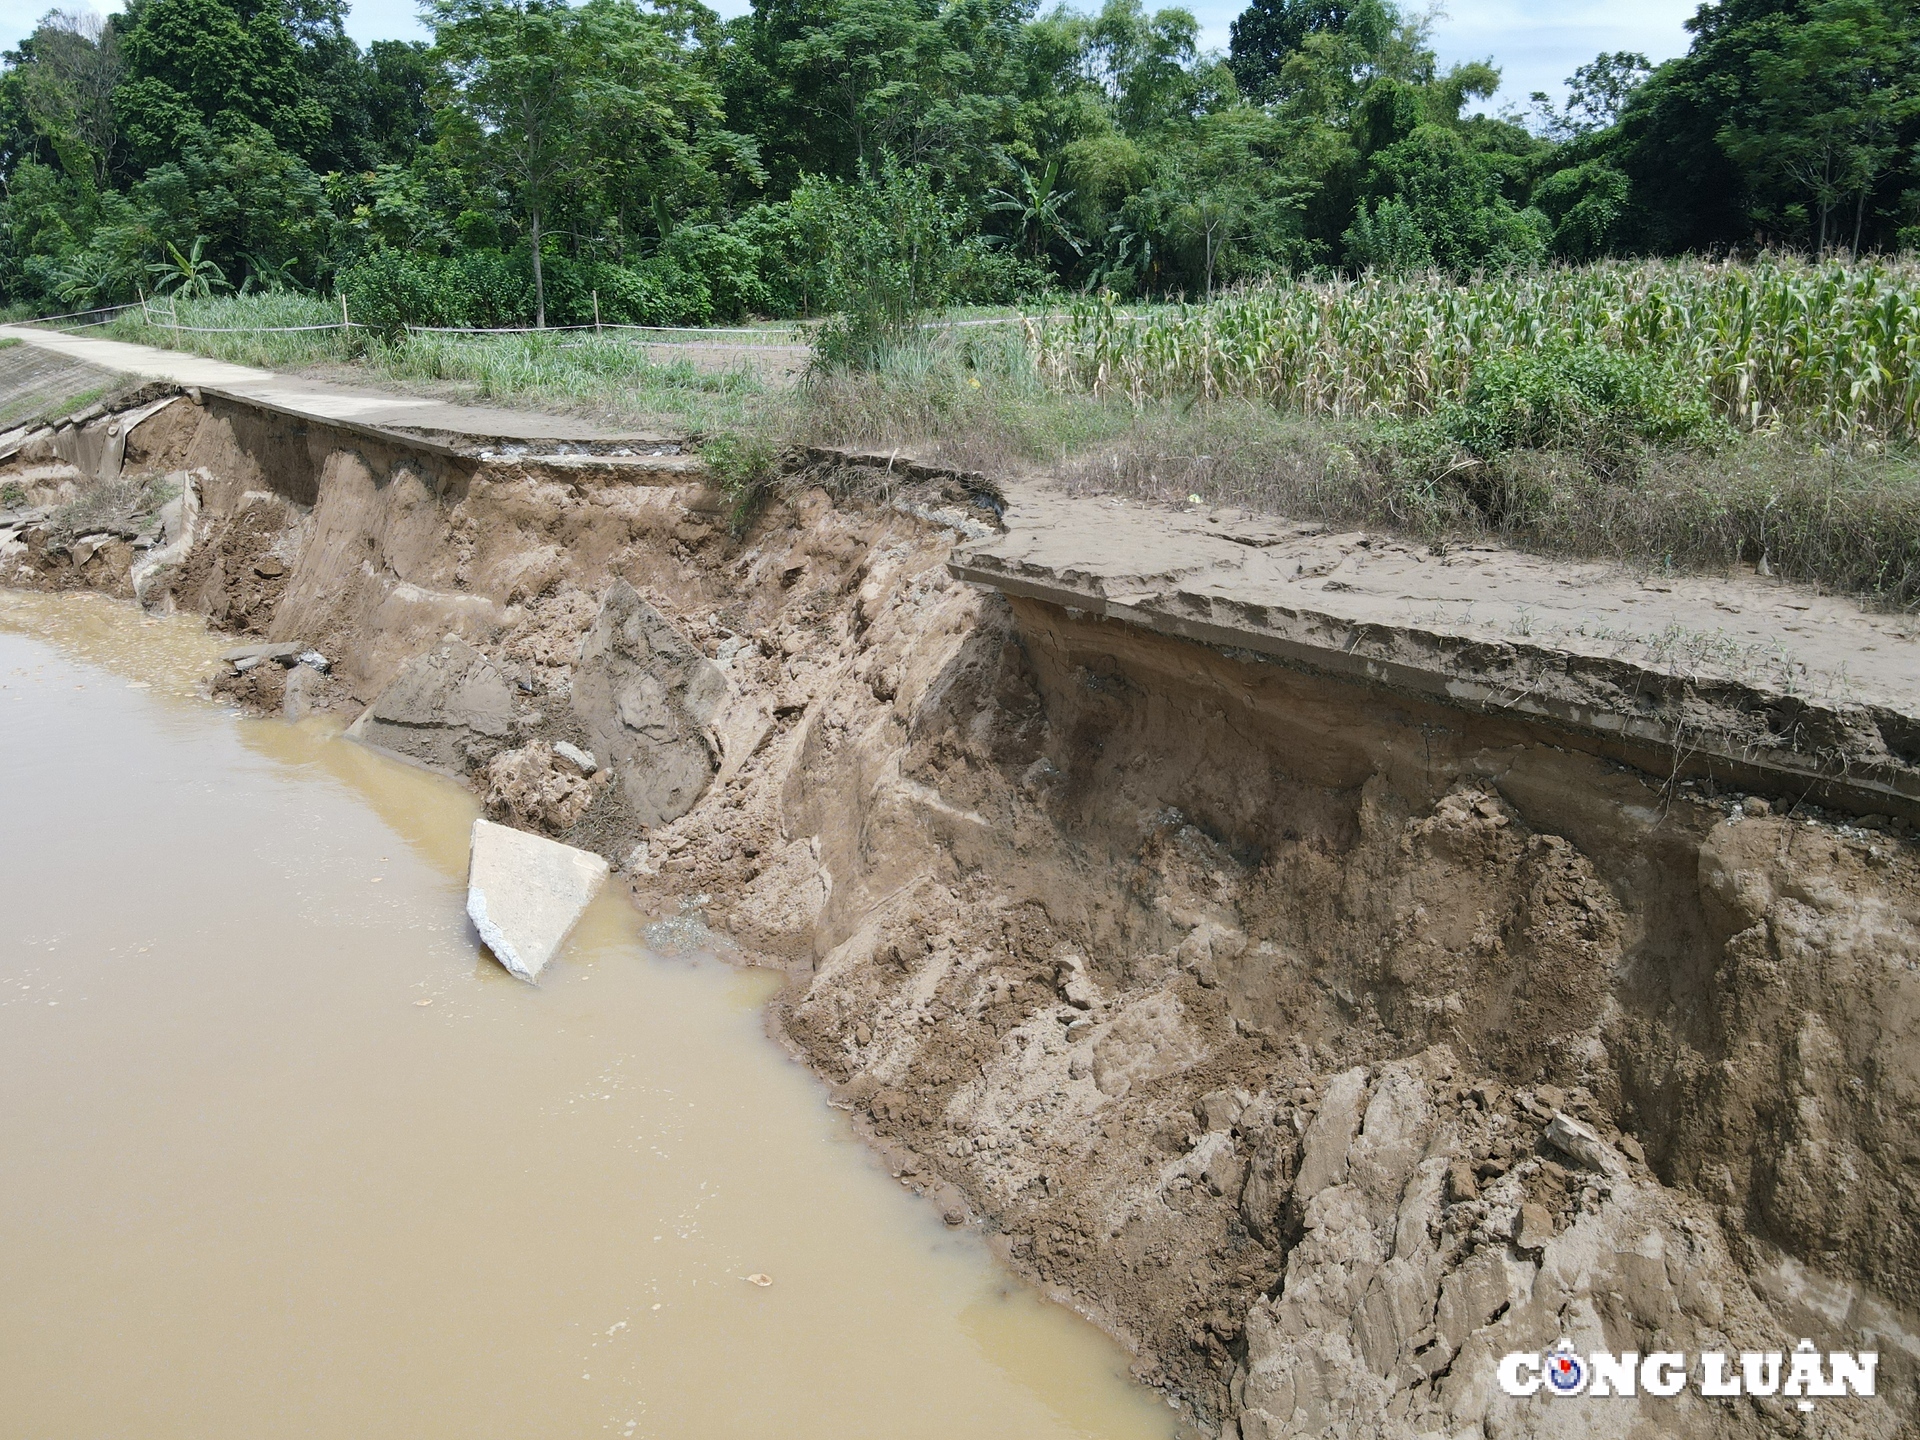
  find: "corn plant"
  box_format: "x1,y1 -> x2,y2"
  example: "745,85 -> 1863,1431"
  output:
1031,255 -> 1920,442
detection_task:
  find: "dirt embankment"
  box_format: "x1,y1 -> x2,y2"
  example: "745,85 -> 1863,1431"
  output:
5,391 -> 1918,1439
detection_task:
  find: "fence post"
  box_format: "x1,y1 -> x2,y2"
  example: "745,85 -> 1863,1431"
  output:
341,292 -> 350,334
593,290 -> 601,336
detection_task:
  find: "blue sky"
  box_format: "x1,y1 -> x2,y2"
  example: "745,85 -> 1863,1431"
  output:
1,0 -> 1701,112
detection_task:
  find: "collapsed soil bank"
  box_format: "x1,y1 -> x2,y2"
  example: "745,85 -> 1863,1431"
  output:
6,388 -> 1919,1439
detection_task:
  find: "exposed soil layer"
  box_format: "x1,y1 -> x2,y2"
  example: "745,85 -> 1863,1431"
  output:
5,390 -> 1918,1439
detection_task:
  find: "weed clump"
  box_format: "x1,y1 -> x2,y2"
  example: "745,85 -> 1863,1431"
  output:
47,476 -> 172,542
698,431 -> 779,534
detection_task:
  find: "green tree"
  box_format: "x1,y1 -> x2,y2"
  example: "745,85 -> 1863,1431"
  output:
572,0 -> 747,252
12,10 -> 123,191
1346,123 -> 1549,272
1528,51 -> 1651,141
432,0 -> 733,325
429,0 -> 588,327
1531,159 -> 1630,258
362,41 -> 438,165
1719,0 -> 1920,253
1227,0 -> 1352,104
1078,0 -> 1212,135
720,0 -> 1026,195
114,0 -> 326,167
1140,106 -> 1316,291
1615,0 -> 1920,253
796,153 -> 962,364
985,156 -> 1081,259
132,121 -> 335,286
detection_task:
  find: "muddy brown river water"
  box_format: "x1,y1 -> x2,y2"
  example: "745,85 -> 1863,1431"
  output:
0,594 -> 1177,1440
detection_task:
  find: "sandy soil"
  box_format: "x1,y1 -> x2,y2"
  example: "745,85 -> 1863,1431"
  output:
5,395 -> 1918,1439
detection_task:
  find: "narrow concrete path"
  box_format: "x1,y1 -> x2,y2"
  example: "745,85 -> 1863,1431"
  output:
0,325 -> 663,445
962,482 -> 1920,713
955,482 -> 1920,819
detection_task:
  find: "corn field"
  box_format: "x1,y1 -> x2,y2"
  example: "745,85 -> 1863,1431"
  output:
1029,256 -> 1920,441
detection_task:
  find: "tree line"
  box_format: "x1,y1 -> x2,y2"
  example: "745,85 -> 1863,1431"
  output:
2,0 -> 1916,329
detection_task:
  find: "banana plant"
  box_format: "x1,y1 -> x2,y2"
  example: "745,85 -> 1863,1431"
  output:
240,252 -> 298,294
987,158 -> 1084,260
147,236 -> 232,300
51,249 -> 125,308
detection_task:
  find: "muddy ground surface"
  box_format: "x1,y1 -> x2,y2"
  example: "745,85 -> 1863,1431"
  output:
5,388 -> 1918,1439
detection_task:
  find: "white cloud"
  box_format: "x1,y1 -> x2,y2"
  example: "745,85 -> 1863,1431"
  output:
336,0 -> 429,43
1422,0 -> 1697,109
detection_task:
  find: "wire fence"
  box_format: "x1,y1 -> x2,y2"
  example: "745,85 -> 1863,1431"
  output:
399,319 -> 782,337
118,296 -> 811,346
4,300 -> 143,332
8,295 -> 1066,344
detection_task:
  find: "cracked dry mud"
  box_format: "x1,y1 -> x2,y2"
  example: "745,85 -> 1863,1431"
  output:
6,390 -> 1918,1439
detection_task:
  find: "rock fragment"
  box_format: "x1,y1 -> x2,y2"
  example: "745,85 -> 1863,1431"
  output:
223,641 -> 306,666
483,742 -> 597,833
281,663 -> 328,721
1514,1200 -> 1554,1250
1292,1066 -> 1369,1200
130,471 -> 199,607
552,740 -> 598,776
348,637 -> 514,775
570,580 -> 727,828
465,818 -> 609,982
1543,1110 -> 1628,1178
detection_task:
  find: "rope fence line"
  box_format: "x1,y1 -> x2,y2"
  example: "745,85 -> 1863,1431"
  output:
114,297 -> 805,343
549,340 -> 810,353
30,313 -> 135,332
401,319 -> 787,337
12,300 -> 142,325
147,319 -> 352,333
14,296 -> 1125,342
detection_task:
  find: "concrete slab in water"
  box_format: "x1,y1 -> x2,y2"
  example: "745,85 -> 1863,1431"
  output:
465,818 -> 609,982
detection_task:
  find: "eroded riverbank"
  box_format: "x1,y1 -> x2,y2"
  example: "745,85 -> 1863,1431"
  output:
0,592 -> 1179,1440
5,371 -> 1919,1438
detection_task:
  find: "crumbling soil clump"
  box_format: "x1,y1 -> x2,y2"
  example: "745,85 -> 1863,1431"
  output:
8,394 -> 1918,1439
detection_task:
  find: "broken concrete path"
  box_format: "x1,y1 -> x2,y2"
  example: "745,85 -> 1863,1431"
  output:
953,483 -> 1920,821
466,818 -> 609,982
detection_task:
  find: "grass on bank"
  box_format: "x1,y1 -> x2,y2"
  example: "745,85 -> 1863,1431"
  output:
790,331 -> 1920,609
48,285 -> 1920,610
87,295 -> 778,434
